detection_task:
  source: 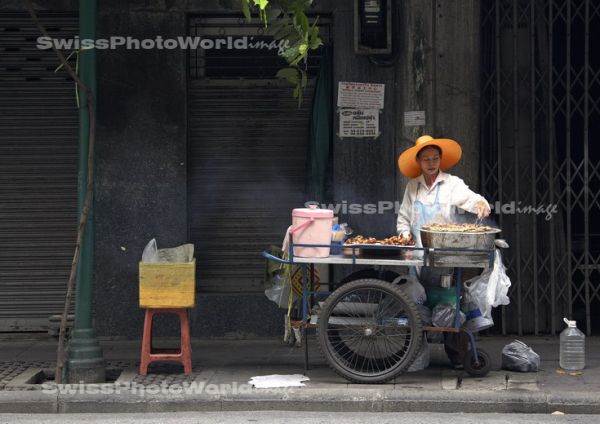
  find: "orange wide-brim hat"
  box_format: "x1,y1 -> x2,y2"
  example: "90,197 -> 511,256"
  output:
397,135 -> 462,178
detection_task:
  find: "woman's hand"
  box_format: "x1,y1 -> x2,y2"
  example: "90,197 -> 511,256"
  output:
399,231 -> 412,242
476,201 -> 491,219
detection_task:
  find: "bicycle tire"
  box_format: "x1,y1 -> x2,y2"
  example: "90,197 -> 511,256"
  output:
316,278 -> 423,383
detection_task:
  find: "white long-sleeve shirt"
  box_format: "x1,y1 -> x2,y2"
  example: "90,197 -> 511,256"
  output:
396,171 -> 490,235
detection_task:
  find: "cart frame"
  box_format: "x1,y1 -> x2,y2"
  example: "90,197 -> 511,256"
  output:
261,239 -> 497,379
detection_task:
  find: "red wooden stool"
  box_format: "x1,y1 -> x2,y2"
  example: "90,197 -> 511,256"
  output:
139,308 -> 192,375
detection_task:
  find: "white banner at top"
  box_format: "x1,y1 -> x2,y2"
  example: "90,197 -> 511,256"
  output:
337,82 -> 385,109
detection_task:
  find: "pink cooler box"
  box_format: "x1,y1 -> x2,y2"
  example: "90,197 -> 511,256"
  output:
290,205 -> 334,257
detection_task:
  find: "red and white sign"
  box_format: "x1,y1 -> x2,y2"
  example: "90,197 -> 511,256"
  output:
337,81 -> 385,109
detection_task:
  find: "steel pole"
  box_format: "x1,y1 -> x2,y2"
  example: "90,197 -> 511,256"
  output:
65,0 -> 105,383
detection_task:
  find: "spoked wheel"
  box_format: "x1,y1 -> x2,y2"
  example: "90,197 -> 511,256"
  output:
463,348 -> 492,377
316,278 -> 423,383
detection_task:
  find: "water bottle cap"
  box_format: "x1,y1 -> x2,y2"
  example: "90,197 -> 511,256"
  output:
563,317 -> 577,328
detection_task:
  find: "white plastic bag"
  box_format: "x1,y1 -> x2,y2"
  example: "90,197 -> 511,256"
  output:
141,239 -> 194,263
141,238 -> 158,263
264,273 -> 292,309
157,244 -> 194,262
393,275 -> 427,305
464,272 -> 492,318
487,249 -> 511,309
464,249 -> 511,318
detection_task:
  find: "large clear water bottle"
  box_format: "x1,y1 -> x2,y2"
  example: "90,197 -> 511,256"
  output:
560,317 -> 585,370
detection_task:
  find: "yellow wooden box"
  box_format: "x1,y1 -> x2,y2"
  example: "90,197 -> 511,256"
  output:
139,259 -> 196,308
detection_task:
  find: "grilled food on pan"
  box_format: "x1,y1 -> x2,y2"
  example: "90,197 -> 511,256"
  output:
421,223 -> 498,233
345,235 -> 416,246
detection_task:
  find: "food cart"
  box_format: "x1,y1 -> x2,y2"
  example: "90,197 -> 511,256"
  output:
262,233 -> 504,384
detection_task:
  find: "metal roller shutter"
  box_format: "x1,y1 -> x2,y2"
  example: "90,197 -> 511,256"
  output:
0,12 -> 78,331
188,79 -> 314,292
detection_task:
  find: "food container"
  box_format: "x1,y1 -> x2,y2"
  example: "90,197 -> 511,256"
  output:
420,228 -> 501,251
342,246 -> 359,256
290,205 -> 334,257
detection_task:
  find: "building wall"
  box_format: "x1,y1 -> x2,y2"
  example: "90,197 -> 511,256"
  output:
332,0 -> 481,241
1,0 -> 481,338
332,0 -> 481,280
94,4 -> 189,338
93,0 -> 333,338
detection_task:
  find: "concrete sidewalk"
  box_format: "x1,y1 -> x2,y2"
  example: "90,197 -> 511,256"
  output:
0,334 -> 599,414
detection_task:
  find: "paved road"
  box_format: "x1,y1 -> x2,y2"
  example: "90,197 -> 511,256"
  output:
0,411 -> 597,424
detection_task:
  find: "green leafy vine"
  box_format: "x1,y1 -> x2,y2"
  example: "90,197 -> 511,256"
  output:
241,0 -> 323,105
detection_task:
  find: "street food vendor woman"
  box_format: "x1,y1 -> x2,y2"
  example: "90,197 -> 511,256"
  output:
395,135 -> 492,367
396,135 -> 491,246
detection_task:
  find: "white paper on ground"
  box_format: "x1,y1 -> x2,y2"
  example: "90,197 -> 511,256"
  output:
248,374 -> 310,388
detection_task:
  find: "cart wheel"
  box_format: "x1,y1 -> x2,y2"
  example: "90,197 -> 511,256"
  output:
463,348 -> 492,377
316,278 -> 423,384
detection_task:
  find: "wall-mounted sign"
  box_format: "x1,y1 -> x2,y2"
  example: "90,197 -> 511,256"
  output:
339,108 -> 379,138
337,82 -> 385,109
403,110 -> 426,127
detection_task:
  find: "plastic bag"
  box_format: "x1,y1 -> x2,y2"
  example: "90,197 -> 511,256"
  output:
463,249 -> 511,318
488,250 -> 511,308
393,275 -> 427,305
263,245 -> 295,309
408,339 -> 430,372
427,332 -> 444,344
416,304 -> 432,325
464,273 -> 491,318
501,340 -> 540,372
141,238 -> 158,263
141,239 -> 194,263
157,244 -> 194,262
432,303 -> 465,327
264,273 -> 292,309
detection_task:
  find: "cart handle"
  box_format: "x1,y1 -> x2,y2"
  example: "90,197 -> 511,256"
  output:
261,251 -> 292,265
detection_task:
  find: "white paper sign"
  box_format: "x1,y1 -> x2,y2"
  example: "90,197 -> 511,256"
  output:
337,82 -> 385,109
404,110 -> 426,126
339,108 -> 379,138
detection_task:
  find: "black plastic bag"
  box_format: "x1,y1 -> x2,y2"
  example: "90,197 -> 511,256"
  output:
501,340 -> 540,372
